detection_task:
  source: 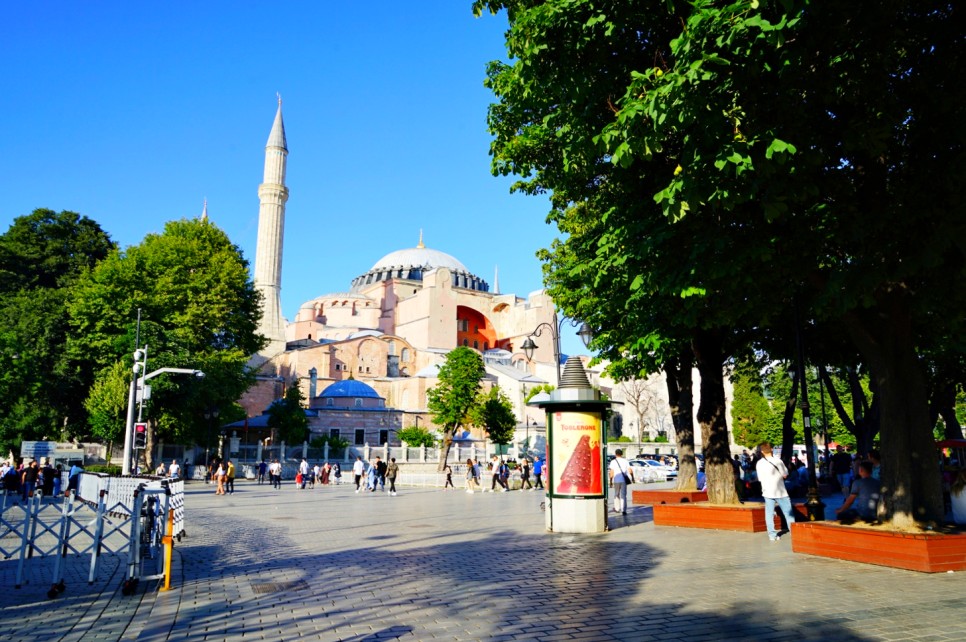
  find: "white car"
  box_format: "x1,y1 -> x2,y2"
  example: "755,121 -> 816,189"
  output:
630,459 -> 677,482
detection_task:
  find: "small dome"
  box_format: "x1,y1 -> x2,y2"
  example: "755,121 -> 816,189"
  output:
319,379 -> 381,399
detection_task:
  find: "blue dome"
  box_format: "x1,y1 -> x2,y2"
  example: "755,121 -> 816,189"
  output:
319,379 -> 380,399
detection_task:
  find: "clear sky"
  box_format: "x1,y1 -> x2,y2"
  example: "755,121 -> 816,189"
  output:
1,2 -> 590,358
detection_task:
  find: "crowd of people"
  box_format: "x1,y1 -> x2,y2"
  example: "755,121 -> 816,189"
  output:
1,458 -> 86,501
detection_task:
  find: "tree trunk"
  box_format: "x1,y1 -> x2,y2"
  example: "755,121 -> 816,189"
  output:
666,351 -> 697,491
780,375 -> 799,469
437,430 -> 455,472
930,381 -> 964,440
843,294 -> 944,526
692,330 -> 738,504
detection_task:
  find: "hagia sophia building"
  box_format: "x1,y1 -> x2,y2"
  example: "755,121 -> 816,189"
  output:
235,100 -> 564,448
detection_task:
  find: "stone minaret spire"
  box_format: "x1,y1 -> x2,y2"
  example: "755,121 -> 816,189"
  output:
493,265 -> 500,294
253,97 -> 289,361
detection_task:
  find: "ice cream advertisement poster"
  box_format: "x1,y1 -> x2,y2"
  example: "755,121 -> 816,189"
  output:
551,411 -> 603,497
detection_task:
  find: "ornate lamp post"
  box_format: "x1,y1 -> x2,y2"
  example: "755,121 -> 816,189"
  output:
520,314 -> 593,383
203,407 -> 219,476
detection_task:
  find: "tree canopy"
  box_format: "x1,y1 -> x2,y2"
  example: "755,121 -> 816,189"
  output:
475,0 -> 965,524
427,346 -> 487,469
268,383 -> 309,445
0,209 -> 115,453
67,218 -> 264,448
470,386 -> 517,446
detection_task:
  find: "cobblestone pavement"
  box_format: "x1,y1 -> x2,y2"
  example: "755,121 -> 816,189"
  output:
2,481 -> 964,641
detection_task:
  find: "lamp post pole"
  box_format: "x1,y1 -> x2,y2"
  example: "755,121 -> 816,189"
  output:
794,308 -> 826,521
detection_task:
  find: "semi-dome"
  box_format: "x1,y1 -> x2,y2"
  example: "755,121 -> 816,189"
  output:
319,379 -> 381,399
350,236 -> 489,293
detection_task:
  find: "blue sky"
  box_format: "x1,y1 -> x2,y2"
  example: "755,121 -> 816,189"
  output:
1,2 -> 589,358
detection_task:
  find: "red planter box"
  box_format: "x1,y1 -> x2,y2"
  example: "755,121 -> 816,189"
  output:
791,521 -> 966,573
653,502 -> 770,532
632,489 -> 708,505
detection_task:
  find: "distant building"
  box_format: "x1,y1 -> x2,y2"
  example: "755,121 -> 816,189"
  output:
242,102 -> 561,443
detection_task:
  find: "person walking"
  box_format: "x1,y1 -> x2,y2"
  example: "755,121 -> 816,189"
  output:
465,458 -> 479,493
168,460 -> 181,479
443,464 -> 454,490
257,460 -> 267,485
366,460 -> 378,492
226,459 -> 236,494
352,456 -> 365,492
608,449 -> 634,514
533,457 -> 545,490
520,459 -> 533,490
386,457 -> 399,496
333,462 -> 342,485
756,442 -> 794,541
376,457 -> 388,492
269,459 -> 282,489
214,461 -> 227,495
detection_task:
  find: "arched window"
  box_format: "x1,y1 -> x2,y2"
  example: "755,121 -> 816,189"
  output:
401,347 -> 410,361
355,398 -> 363,407
326,398 -> 334,406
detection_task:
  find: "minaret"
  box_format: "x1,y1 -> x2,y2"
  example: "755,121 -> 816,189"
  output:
252,97 -> 289,361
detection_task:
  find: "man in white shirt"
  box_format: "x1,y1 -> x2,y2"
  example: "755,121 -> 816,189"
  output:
608,449 -> 635,515
352,457 -> 365,493
755,443 -> 793,541
168,460 -> 180,479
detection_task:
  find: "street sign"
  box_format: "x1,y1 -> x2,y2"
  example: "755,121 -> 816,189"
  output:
21,441 -> 56,459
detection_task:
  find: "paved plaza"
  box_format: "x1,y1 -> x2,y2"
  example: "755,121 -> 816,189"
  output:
2,480 -> 965,641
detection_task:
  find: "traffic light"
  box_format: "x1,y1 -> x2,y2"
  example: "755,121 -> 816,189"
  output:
134,423 -> 147,449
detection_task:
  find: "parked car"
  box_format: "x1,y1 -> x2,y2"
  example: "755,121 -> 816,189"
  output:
628,460 -> 661,483
630,459 -> 677,482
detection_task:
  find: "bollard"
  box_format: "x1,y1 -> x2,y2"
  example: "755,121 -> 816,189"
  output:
160,508 -> 175,591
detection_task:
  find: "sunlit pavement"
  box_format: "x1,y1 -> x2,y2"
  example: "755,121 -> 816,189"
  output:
4,480 -> 964,641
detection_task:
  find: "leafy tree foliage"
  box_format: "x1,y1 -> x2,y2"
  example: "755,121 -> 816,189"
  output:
427,347 -> 486,470
475,0 -> 964,524
470,386 -> 517,446
0,209 -> 115,453
268,384 -> 309,445
396,426 -> 438,448
67,218 -> 264,452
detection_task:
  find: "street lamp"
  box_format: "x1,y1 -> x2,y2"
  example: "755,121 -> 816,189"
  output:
122,343 -> 204,475
792,309 -> 825,522
521,314 -> 593,383
414,415 -> 422,430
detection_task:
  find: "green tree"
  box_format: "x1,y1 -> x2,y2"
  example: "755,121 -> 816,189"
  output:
67,218 -> 264,466
0,209 -> 115,453
427,347 -> 486,470
470,386 -> 517,447
396,426 -> 437,448
729,370 -> 776,448
268,384 -> 309,445
476,0 -> 963,525
84,361 -> 130,451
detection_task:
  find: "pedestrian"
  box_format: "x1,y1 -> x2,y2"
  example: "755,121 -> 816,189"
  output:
270,459 -> 282,489
386,457 -> 399,496
54,464 -> 63,497
226,459 -> 236,494
366,460 -> 378,492
333,462 -> 342,485
488,456 -> 508,492
608,448 -> 634,514
830,445 -> 853,497
41,460 -> 56,498
375,456 -> 387,492
320,462 -> 330,485
755,442 -> 794,542
533,457 -> 545,490
443,464 -> 454,490
257,460 -> 268,485
155,461 -> 166,476
298,459 -> 309,490
520,458 -> 533,490
214,461 -> 226,495
353,456 -> 365,492
67,462 -> 83,493
465,458 -> 479,493
168,460 -> 181,479
21,460 -> 39,501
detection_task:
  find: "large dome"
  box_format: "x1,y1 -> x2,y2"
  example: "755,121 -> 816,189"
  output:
350,240 -> 489,293
369,247 -> 468,274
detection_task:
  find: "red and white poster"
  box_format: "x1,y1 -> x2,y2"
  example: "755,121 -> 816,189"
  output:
550,411 -> 603,497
